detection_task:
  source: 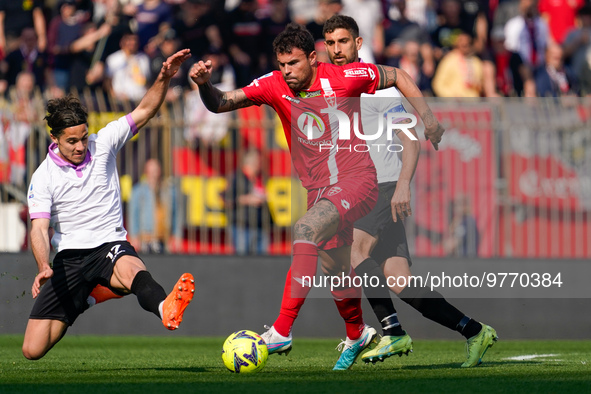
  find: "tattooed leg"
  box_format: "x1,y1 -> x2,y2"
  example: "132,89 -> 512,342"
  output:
293,199 -> 340,244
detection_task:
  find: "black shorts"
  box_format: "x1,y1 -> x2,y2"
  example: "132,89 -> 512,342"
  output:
30,241 -> 139,326
354,182 -> 412,265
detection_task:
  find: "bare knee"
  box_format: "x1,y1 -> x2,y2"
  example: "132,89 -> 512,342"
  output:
351,229 -> 377,268
22,334 -> 52,360
350,247 -> 366,269
382,257 -> 411,295
350,247 -> 370,269
111,255 -> 146,291
390,282 -> 407,295
22,344 -> 46,360
22,318 -> 67,360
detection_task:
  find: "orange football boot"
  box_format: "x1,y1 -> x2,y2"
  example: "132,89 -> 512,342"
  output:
162,273 -> 195,330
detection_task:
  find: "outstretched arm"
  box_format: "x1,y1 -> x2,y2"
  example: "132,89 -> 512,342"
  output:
376,65 -> 445,150
129,48 -> 191,130
189,60 -> 255,113
33,7 -> 47,52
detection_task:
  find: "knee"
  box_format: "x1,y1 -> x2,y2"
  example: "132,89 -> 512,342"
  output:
386,273 -> 410,295
391,282 -> 406,295
350,248 -> 369,269
350,235 -> 376,268
22,345 -> 45,360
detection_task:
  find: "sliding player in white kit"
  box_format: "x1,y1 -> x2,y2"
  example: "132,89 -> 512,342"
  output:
323,15 -> 497,368
23,49 -> 194,360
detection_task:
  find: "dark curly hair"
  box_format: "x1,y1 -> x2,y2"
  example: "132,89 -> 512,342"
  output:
44,95 -> 88,138
322,15 -> 360,39
273,22 -> 315,57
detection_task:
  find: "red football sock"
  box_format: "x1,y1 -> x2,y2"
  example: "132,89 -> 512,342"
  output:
273,241 -> 318,337
89,284 -> 123,304
331,268 -> 364,340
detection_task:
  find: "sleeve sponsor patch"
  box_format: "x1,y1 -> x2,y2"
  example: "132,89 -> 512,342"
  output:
247,72 -> 274,87
344,67 -> 376,80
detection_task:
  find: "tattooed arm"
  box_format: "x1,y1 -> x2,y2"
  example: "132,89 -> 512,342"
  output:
376,65 -> 445,150
189,60 -> 255,113
199,83 -> 254,113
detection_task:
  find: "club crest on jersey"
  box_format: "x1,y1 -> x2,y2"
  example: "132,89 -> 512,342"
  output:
323,90 -> 336,107
298,90 -> 322,99
327,186 -> 342,196
297,112 -> 326,139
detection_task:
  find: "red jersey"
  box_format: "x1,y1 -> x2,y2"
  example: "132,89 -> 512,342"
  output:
242,61 -> 380,189
539,0 -> 583,44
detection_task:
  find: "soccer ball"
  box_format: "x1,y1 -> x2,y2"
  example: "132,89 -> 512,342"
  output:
221,330 -> 268,373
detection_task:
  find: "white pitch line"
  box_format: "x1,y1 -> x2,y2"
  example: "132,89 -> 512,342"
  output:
504,354 -> 559,361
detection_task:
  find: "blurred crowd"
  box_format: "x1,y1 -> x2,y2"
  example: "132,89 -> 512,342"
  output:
1,0 -> 591,101
3,0 -> 590,255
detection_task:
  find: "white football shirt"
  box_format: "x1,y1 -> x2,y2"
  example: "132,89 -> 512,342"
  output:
360,86 -> 406,184
28,115 -> 138,252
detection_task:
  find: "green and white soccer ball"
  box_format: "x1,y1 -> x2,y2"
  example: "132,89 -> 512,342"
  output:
222,330 -> 268,373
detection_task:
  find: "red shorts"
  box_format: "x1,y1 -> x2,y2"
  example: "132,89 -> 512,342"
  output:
307,172 -> 378,250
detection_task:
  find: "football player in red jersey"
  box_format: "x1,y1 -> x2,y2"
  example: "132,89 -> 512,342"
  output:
190,23 -> 443,370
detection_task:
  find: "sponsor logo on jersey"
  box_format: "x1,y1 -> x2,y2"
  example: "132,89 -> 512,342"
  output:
298,90 -> 322,99
327,186 -> 342,196
282,94 -> 300,104
247,72 -> 274,87
297,137 -> 332,146
341,199 -> 350,209
297,111 -> 326,139
344,67 -> 373,79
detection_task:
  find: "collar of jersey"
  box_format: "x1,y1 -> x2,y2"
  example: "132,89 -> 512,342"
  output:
48,142 -> 93,171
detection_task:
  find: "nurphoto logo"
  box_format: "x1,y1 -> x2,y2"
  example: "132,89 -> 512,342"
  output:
297,107 -> 417,152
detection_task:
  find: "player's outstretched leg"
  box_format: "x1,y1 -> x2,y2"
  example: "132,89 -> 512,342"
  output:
333,324 -> 377,370
361,332 -> 413,364
396,277 -> 498,366
261,325 -> 293,356
461,323 -> 498,367
162,273 -> 195,330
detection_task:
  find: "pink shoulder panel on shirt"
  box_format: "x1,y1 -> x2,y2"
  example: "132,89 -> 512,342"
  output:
125,113 -> 139,135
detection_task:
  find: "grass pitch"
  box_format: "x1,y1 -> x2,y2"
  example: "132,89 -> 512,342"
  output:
0,335 -> 590,393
